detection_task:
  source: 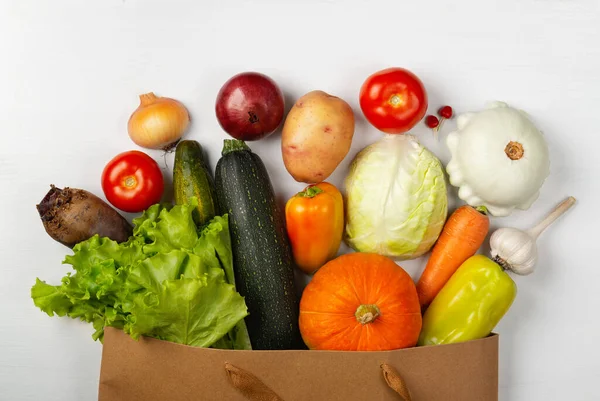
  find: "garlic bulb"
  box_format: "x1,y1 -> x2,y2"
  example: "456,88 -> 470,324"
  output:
490,196 -> 576,275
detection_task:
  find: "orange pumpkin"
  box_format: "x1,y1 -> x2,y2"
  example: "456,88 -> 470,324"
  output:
299,252 -> 422,351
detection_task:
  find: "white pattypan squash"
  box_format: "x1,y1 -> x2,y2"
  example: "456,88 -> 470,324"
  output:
446,101 -> 550,217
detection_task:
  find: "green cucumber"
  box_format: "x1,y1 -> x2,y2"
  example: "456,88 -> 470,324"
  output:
215,139 -> 303,350
173,140 -> 217,226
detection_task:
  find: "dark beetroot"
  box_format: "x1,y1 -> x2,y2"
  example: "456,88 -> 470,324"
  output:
37,185 -> 132,248
215,72 -> 285,141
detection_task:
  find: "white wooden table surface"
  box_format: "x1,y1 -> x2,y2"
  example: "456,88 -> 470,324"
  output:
1,1 -> 599,400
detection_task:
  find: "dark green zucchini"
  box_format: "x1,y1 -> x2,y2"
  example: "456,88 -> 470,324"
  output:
215,139 -> 303,350
174,139 -> 252,350
173,140 -> 217,226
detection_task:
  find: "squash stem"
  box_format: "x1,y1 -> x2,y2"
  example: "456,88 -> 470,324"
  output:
504,141 -> 524,160
222,139 -> 250,156
355,304 -> 380,325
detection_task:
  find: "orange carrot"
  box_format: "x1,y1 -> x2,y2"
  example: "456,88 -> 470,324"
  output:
416,205 -> 490,309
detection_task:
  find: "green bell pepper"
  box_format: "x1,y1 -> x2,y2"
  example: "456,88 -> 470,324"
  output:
418,254 -> 517,346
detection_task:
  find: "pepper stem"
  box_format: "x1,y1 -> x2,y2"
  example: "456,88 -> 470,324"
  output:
492,255 -> 510,271
355,304 -> 381,325
527,196 -> 576,239
222,139 -> 250,156
297,186 -> 324,198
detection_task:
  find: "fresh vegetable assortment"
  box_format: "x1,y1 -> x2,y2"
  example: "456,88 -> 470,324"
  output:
33,67 -> 576,356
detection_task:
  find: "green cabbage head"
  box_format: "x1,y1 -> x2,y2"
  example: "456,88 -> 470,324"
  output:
345,135 -> 448,260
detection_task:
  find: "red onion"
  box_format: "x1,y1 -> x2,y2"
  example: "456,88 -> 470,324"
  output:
215,72 -> 285,141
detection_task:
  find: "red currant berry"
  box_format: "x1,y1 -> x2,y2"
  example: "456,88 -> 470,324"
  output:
425,115 -> 439,129
438,105 -> 453,119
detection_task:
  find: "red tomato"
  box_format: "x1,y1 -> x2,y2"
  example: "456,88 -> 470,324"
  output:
101,150 -> 164,213
359,68 -> 428,134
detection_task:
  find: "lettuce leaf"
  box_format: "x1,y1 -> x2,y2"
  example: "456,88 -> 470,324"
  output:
192,215 -> 252,350
133,202 -> 198,254
124,275 -> 248,347
31,200 -> 250,348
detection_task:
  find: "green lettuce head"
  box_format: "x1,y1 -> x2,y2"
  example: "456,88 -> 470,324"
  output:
32,199 -> 251,350
344,135 -> 448,260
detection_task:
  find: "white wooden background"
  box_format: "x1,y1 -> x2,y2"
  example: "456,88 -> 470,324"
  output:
1,1 -> 599,400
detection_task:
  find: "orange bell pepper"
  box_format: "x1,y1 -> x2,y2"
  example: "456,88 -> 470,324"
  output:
285,182 -> 344,275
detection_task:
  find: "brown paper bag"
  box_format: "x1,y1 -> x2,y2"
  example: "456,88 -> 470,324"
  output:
98,327 -> 498,401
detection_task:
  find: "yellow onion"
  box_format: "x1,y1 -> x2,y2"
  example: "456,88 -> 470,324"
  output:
127,92 -> 190,150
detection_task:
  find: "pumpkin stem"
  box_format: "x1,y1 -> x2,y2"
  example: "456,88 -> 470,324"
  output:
355,304 -> 381,325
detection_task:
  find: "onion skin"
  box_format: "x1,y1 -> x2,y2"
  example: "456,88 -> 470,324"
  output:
215,72 -> 285,141
36,185 -> 132,248
127,93 -> 190,150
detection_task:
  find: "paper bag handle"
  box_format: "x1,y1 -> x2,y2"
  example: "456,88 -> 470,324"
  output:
224,362 -> 412,401
381,363 -> 412,401
224,362 -> 284,401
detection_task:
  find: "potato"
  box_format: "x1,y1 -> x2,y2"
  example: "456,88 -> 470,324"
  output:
281,90 -> 355,183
